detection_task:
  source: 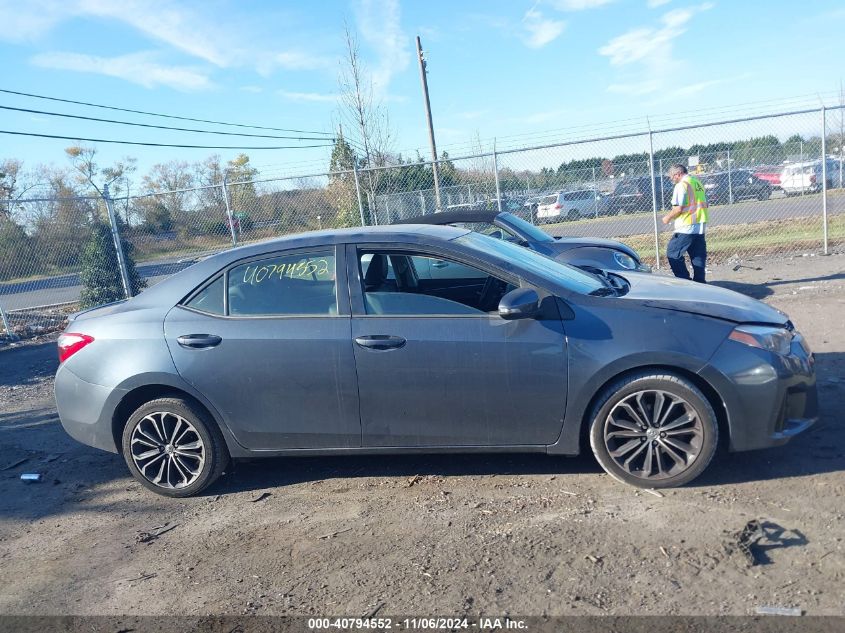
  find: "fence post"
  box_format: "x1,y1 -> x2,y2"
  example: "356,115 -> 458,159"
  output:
221,175 -> 238,246
493,140 -> 502,213
648,131 -> 661,269
727,148 -> 734,204
419,190 -> 426,214
352,164 -> 366,226
103,184 -> 133,299
0,299 -> 15,341
592,166 -> 598,218
822,106 -> 829,255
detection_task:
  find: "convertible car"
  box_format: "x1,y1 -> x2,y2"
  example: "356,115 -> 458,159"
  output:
396,209 -> 650,274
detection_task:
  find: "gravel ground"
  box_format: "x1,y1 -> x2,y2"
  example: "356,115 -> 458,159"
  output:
0,253 -> 843,617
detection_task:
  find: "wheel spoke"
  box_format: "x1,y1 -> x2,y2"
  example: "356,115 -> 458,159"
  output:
134,448 -> 162,461
662,437 -> 696,455
660,412 -> 695,432
607,430 -> 645,439
610,438 -> 644,458
655,393 -> 678,427
174,455 -> 201,477
607,415 -> 642,432
169,418 -> 183,444
131,437 -> 159,450
176,440 -> 202,451
616,403 -> 649,428
622,440 -> 649,470
136,427 -> 162,447
651,392 -> 666,426
657,439 -> 687,467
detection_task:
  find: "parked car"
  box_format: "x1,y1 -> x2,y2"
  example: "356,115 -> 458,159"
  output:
753,166 -> 783,191
780,159 -> 843,196
55,225 -> 817,496
536,189 -> 606,222
607,176 -> 674,215
700,170 -> 772,204
397,209 -> 650,274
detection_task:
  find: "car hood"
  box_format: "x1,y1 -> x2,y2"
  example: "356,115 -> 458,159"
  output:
540,237 -> 639,259
618,272 -> 789,325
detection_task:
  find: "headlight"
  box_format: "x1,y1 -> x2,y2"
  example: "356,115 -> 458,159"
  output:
729,325 -> 793,356
612,251 -> 638,270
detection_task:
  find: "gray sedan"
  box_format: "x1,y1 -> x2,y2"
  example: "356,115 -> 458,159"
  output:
54,225 -> 817,497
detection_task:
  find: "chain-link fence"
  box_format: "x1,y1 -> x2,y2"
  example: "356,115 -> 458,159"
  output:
2,105 -> 844,340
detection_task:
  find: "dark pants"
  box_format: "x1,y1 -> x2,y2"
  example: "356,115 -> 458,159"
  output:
667,232 -> 707,283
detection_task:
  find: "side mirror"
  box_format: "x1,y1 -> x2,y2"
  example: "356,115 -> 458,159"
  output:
498,288 -> 540,320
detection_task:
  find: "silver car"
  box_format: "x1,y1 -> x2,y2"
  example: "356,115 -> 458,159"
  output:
55,226 -> 817,497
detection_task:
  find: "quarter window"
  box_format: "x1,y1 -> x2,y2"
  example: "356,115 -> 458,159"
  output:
185,275 -> 224,315
228,251 -> 336,316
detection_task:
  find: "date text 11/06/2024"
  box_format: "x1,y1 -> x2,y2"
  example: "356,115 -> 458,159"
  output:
307,617 -> 528,630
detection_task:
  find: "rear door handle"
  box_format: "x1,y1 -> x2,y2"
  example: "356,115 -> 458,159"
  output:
177,334 -> 222,349
431,260 -> 449,268
354,335 -> 406,351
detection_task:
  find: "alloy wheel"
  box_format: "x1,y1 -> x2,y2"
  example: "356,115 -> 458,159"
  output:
602,389 -> 704,481
129,411 -> 206,489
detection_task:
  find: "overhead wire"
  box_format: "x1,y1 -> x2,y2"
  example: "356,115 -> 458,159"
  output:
0,104 -> 335,141
0,88 -> 334,136
0,129 -> 334,150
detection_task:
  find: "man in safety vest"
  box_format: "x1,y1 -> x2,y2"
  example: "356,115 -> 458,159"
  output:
662,164 -> 709,283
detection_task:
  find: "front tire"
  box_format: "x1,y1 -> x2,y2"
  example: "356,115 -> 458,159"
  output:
588,372 -> 718,488
121,397 -> 229,497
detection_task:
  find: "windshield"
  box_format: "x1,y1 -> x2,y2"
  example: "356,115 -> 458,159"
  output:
497,212 -> 554,243
455,232 -> 605,295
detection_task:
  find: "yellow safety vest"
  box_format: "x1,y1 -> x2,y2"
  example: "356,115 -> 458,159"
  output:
677,175 -> 709,225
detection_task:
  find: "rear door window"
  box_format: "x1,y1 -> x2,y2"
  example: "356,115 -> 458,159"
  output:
227,251 -> 336,316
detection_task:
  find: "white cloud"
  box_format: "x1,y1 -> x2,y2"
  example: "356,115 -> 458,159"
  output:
0,0 -> 73,42
522,8 -> 567,48
547,0 -> 614,10
598,3 -> 713,94
353,0 -> 411,96
77,0 -> 234,67
31,51 -> 212,91
647,0 -> 672,7
279,91 -> 339,103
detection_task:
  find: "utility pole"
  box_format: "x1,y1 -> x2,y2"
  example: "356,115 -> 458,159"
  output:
416,36 -> 442,211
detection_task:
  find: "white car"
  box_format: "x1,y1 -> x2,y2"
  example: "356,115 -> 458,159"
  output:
536,189 -> 605,222
780,159 -> 842,195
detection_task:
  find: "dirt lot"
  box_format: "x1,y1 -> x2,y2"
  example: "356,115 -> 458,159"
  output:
0,253 -> 843,618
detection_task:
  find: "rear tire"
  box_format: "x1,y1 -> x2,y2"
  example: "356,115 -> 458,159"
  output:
588,372 -> 718,488
121,397 -> 229,497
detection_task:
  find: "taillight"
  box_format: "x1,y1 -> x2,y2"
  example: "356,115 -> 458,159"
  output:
554,203 -> 561,209
810,175 -> 816,184
57,333 -> 95,363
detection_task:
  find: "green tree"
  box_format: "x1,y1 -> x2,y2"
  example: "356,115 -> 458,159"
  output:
327,135 -> 361,228
0,217 -> 36,281
79,222 -> 146,309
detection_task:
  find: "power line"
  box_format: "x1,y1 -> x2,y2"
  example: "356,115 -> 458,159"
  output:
0,88 -> 334,136
0,129 -> 335,150
0,104 -> 335,141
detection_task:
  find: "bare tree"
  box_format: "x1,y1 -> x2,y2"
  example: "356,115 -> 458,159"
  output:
65,146 -> 137,222
336,23 -> 396,222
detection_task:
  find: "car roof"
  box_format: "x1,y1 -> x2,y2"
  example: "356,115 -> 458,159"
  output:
395,209 -> 501,225
125,224 -> 473,309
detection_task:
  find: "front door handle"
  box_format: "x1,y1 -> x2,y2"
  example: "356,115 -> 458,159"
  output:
431,260 -> 449,268
354,335 -> 406,351
177,334 -> 222,349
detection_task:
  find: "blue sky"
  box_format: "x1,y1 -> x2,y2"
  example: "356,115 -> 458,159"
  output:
1,0 -> 844,182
